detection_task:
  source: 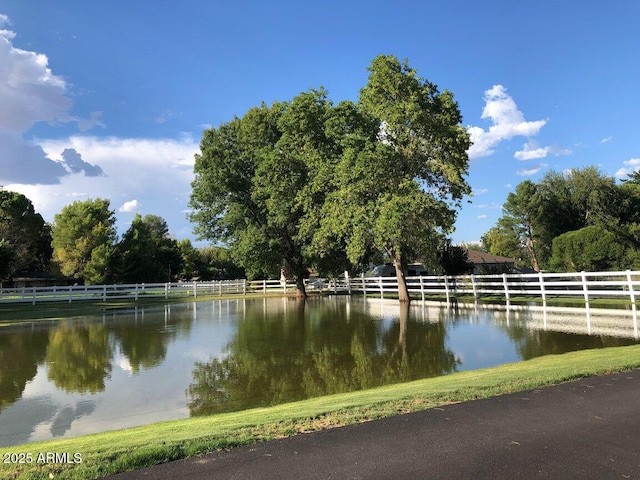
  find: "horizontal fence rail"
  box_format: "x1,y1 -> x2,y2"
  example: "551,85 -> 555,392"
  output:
0,279 -> 300,305
2,270 -> 640,306
350,270 -> 640,306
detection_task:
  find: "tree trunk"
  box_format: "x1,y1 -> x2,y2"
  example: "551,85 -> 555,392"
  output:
525,223 -> 540,271
398,301 -> 408,355
294,274 -> 308,298
393,257 -> 411,303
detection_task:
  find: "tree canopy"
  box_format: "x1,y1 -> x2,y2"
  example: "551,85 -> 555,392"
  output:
51,198 -> 117,284
483,166 -> 640,272
190,55 -> 471,300
0,189 -> 52,279
114,214 -> 183,283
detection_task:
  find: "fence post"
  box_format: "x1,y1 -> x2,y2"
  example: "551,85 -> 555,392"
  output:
103,285 -> 107,301
379,277 -> 383,298
471,275 -> 478,300
135,284 -> 139,301
444,276 -> 450,303
32,286 -> 36,306
581,271 -> 589,305
502,273 -> 510,305
69,285 -> 72,303
345,271 -> 351,295
627,270 -> 638,338
581,271 -> 592,332
362,273 -> 366,297
243,279 -> 247,295
164,283 -> 168,299
263,280 -> 266,294
538,271 -> 546,307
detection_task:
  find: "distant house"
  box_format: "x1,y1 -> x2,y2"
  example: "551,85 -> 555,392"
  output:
465,250 -> 517,274
10,271 -> 58,288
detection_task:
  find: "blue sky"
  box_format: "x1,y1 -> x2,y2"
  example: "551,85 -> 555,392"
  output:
1,1 -> 639,247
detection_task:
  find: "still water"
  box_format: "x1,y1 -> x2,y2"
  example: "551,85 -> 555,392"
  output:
0,296 -> 638,447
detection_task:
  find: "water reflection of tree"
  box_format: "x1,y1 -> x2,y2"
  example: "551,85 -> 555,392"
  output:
187,299 -> 458,416
45,322 -> 113,393
0,328 -> 49,411
108,306 -> 194,373
496,309 -> 638,360
0,305 -> 195,406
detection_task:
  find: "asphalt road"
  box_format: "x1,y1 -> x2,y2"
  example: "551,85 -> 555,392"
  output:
108,369 -> 640,479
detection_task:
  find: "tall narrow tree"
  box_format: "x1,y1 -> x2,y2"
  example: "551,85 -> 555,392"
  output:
319,55 -> 471,302
51,198 -> 116,284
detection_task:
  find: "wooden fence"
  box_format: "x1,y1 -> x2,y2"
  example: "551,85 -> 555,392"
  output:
2,270 -> 640,306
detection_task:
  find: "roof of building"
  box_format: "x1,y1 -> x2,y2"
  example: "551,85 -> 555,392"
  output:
465,249 -> 516,264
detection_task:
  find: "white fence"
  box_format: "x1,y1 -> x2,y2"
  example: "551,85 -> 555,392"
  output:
350,270 -> 640,306
0,279 -> 300,305
2,270 -> 640,306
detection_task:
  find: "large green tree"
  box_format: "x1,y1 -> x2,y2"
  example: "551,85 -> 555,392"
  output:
190,90 -> 351,296
483,167 -> 624,271
550,225 -> 624,272
0,189 -> 52,278
51,198 -> 117,284
114,214 -> 183,283
190,56 -> 470,300
316,55 -> 471,302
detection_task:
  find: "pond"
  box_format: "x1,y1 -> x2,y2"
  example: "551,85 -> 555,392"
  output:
0,296 -> 638,447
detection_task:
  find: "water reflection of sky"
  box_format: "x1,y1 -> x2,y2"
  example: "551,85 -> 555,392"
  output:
0,297 -> 638,447
0,303 -> 237,447
446,322 -> 520,371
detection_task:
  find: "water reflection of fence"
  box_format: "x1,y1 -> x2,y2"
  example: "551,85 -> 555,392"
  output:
361,297 -> 640,339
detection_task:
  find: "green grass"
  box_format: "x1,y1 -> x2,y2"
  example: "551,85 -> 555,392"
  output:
2,345 -> 640,480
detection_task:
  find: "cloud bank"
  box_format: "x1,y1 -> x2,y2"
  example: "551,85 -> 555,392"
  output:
0,15 -> 104,185
6,135 -> 199,238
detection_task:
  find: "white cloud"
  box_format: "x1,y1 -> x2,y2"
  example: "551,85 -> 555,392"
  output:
476,202 -> 502,210
514,141 -> 572,161
514,144 -> 550,161
119,199 -> 140,213
516,163 -> 547,176
477,214 -> 488,220
0,15 -> 110,185
472,188 -> 489,195
601,136 -> 612,143
76,111 -> 106,132
0,17 -> 71,132
6,135 -> 199,239
466,85 -> 547,160
615,158 -> 640,178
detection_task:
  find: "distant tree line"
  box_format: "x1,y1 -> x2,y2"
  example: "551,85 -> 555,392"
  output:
0,190 -> 245,286
482,166 -> 640,272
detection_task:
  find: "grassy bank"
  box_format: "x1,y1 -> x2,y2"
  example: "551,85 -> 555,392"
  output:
2,345 -> 640,480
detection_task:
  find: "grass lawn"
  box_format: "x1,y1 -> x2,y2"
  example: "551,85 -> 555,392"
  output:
1,344 -> 640,480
